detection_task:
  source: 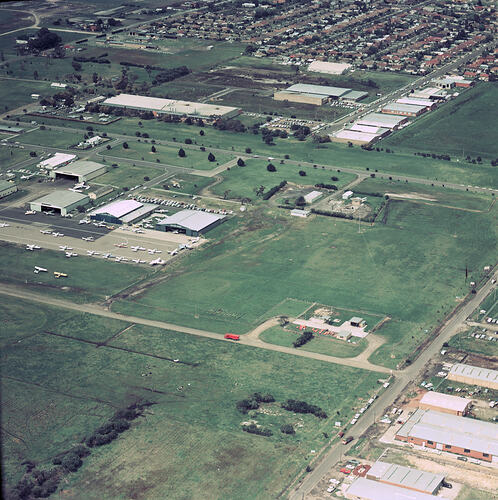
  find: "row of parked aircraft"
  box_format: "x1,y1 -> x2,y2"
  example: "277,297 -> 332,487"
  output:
33,266 -> 67,278
40,230 -> 64,237
0,222 -> 10,227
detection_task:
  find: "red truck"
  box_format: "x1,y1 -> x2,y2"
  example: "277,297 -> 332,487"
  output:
224,334 -> 240,341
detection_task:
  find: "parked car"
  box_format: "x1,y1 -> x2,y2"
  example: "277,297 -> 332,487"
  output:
342,436 -> 353,445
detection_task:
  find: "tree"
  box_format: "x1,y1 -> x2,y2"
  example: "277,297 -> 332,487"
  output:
245,147 -> 252,154
106,144 -> 111,150
178,148 -> 186,157
281,424 -> 295,435
208,152 -> 216,162
199,130 -> 205,136
267,163 -> 276,172
144,176 -> 150,181
62,452 -> 82,472
76,205 -> 86,213
151,145 -> 156,153
237,158 -> 245,167
299,170 -> 306,176
122,142 -> 128,149
295,196 -> 306,207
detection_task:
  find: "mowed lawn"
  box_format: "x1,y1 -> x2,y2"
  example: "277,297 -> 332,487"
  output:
2,296 -> 381,499
0,242 -> 153,303
113,194 -> 497,368
103,140 -> 234,170
383,83 -> 498,159
0,79 -> 58,112
17,127 -> 84,149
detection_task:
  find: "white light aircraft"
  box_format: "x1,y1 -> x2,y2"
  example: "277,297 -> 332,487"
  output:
147,248 -> 161,254
149,258 -> 166,266
34,266 -> 47,273
115,256 -> 128,262
25,210 -> 36,215
82,236 -> 94,241
132,258 -> 146,264
131,245 -> 146,252
40,230 -> 52,234
26,244 -> 41,251
52,232 -> 64,237
65,252 -> 78,257
59,245 -> 72,251
0,222 -> 10,227
86,250 -> 99,256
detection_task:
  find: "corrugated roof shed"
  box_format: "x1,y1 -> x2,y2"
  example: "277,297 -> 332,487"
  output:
157,209 -> 224,231
396,409 -> 498,456
34,190 -> 88,207
38,153 -> 77,169
367,461 -> 444,494
333,130 -> 379,143
396,97 -> 434,107
357,113 -> 407,128
54,160 -> 105,177
286,83 -> 351,97
382,102 -> 426,114
350,124 -> 390,135
341,90 -> 368,101
346,477 -> 437,500
308,61 -> 351,74
91,199 -> 143,218
449,363 -> 498,386
419,391 -> 470,413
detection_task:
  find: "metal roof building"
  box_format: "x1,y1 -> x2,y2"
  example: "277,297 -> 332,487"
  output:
356,113 -> 408,129
447,363 -> 498,390
396,97 -> 436,109
307,61 -> 351,75
49,160 -> 107,183
38,153 -> 77,170
0,180 -> 18,199
349,124 -> 390,137
90,199 -> 155,225
30,190 -> 89,216
103,94 -> 241,119
156,209 -> 225,237
346,477 -> 437,500
331,129 -> 380,146
418,391 -> 471,415
286,83 -> 351,98
381,102 -> 426,117
366,461 -> 444,495
395,409 -> 498,462
341,90 -> 368,102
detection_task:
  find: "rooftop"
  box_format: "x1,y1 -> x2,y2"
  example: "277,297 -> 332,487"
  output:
419,391 -> 470,412
54,160 -> 106,176
449,363 -> 498,385
91,199 -> 143,218
34,190 -> 88,207
382,102 -> 426,113
396,97 -> 434,107
341,90 -> 369,101
350,124 -> 390,135
346,477 -> 437,500
333,130 -> 379,142
357,113 -> 407,128
286,83 -> 351,97
307,61 -> 351,74
0,180 -> 16,191
38,153 -> 77,168
367,461 -> 444,494
396,409 -> 498,456
157,209 -> 225,231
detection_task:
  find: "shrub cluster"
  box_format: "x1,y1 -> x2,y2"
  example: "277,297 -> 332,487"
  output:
293,331 -> 313,348
236,392 -> 275,414
281,399 -> 327,419
315,183 -> 337,190
262,180 -> 287,200
241,423 -> 273,436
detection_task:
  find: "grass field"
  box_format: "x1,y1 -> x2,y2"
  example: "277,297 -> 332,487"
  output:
210,159 -> 357,201
447,329 -> 498,358
0,144 -> 34,170
17,127 -> 84,148
383,83 -> 498,159
0,9 -> 34,35
17,115 -> 498,188
154,172 -> 214,195
97,163 -> 165,189
0,241 -> 153,302
0,79 -> 58,112
2,296 -> 381,498
112,192 -> 497,368
260,326 -> 367,358
103,140 -> 234,171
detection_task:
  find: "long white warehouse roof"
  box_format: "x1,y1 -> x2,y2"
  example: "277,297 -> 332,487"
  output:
357,113 -> 407,128
308,61 -> 351,74
103,94 -> 239,117
419,391 -> 470,412
91,199 -> 143,218
38,153 -> 77,169
157,209 -> 224,231
449,363 -> 498,385
286,83 -> 351,97
346,477 -> 437,500
333,130 -> 379,143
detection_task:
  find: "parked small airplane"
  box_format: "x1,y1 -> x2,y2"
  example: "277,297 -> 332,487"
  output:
86,250 -> 99,256
40,230 -> 52,234
114,242 -> 128,248
131,245 -> 146,252
65,252 -> 78,257
0,222 -> 10,227
26,244 -> 41,251
147,248 -> 161,254
101,253 -> 113,259
132,258 -> 146,264
59,245 -> 72,251
25,210 -> 36,215
169,249 -> 178,256
149,258 -> 166,266
82,236 -> 94,241
34,266 -> 47,273
54,271 -> 68,278
52,232 -> 64,237
115,256 -> 128,262
132,228 -> 144,233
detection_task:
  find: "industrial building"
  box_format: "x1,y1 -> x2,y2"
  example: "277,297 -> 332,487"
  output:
447,363 -> 498,390
395,409 -> 498,462
349,124 -> 391,138
356,113 -> 408,130
49,160 -> 107,183
366,461 -> 444,495
396,97 -> 436,110
341,90 -> 368,102
307,61 -> 351,75
303,190 -> 322,203
433,77 -> 456,89
418,391 -> 471,416
30,190 -> 89,216
274,91 -> 328,106
156,209 -> 225,236
38,153 -> 77,171
274,84 -> 367,106
90,199 -> 156,225
346,477 -> 437,500
411,87 -> 447,101
103,94 -> 241,119
330,129 -> 380,146
381,102 -> 426,117
0,180 -> 18,199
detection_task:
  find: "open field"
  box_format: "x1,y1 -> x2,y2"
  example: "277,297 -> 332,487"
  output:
16,127 -> 84,148
0,145 -> 35,170
2,295 -> 381,498
0,241 -> 153,303
383,83 -> 498,159
154,172 -> 214,195
16,115 -> 498,188
102,140 -> 234,171
260,326 -> 367,358
447,329 -> 498,358
0,79 -> 58,112
209,159 -> 357,201
112,194 -> 497,368
0,9 -> 34,35
96,163 -> 165,189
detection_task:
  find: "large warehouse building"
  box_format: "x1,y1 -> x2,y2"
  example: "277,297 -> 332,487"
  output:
356,113 -> 408,130
156,209 -> 225,236
103,94 -> 241,119
307,61 -> 351,75
38,153 -> 77,171
395,409 -> 498,462
396,97 -> 436,110
346,477 -> 438,500
49,160 -> 107,183
366,461 -> 444,495
417,391 -> 471,416
0,180 -> 18,199
381,102 -> 426,117
90,199 -> 156,225
330,129 -> 381,146
447,363 -> 498,390
274,84 -> 367,105
30,190 -> 89,216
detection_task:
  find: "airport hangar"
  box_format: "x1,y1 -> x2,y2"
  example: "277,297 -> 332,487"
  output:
156,210 -> 225,237
0,180 -> 18,199
90,199 -> 156,225
30,190 -> 89,216
49,160 -> 107,183
103,94 -> 241,119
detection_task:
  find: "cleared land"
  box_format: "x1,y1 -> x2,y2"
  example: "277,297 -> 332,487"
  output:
112,191 -> 497,368
17,127 -> 84,148
0,79 -> 58,112
2,296 -> 381,499
383,83 -> 498,159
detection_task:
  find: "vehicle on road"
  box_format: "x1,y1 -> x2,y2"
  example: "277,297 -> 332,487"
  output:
224,334 -> 240,341
342,436 -> 353,445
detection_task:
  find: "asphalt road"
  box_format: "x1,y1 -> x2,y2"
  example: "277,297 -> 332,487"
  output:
288,268 -> 498,500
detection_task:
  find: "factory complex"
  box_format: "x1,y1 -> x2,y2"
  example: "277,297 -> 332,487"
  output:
103,94 -> 241,119
156,209 -> 226,237
274,83 -> 367,106
447,363 -> 498,390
